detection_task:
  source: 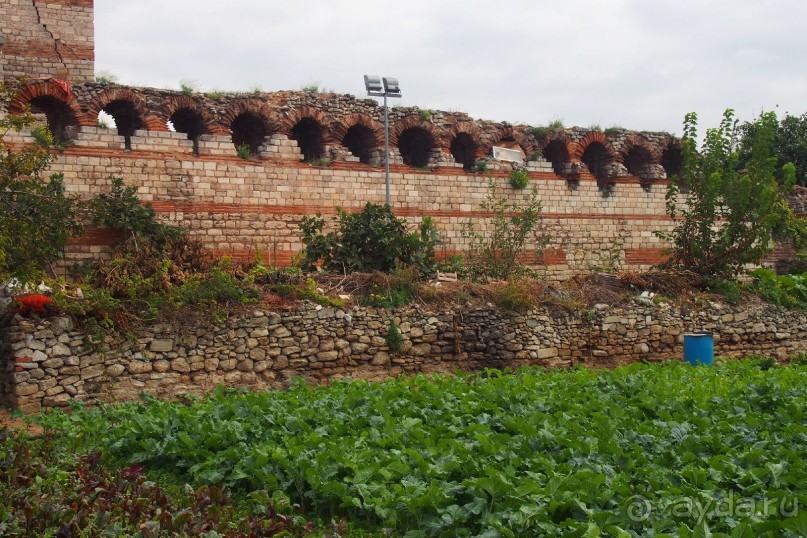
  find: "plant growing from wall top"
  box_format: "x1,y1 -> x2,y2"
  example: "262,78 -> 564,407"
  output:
0,81 -> 83,281
462,177 -> 549,281
656,109 -> 807,278
299,203 -> 439,275
509,169 -> 529,189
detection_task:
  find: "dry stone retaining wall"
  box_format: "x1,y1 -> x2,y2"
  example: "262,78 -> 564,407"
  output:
2,302 -> 805,413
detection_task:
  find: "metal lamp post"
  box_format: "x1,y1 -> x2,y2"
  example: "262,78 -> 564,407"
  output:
364,75 -> 401,206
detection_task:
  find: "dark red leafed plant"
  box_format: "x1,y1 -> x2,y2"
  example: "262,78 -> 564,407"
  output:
14,294 -> 55,315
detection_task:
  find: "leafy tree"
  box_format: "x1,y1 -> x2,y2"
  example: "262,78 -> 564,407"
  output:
739,111 -> 807,186
0,81 -> 82,280
657,109 -> 807,278
299,203 -> 439,274
463,177 -> 549,281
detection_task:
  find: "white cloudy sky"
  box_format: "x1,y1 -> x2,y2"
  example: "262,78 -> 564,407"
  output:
94,0 -> 807,135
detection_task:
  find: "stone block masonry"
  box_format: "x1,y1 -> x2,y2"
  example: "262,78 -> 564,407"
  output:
2,303 -> 805,413
0,0 -> 95,84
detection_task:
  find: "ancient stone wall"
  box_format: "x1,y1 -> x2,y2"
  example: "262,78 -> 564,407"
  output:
3,302 -> 805,413
4,80 -> 684,277
0,0 -> 95,84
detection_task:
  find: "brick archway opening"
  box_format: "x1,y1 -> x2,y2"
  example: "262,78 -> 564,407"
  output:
662,144 -> 683,180
28,95 -> 79,144
543,140 -> 570,176
169,108 -> 208,154
624,146 -> 653,180
581,142 -> 611,187
342,124 -> 375,164
291,117 -> 325,162
450,133 -> 477,171
230,112 -> 269,156
398,127 -> 434,168
103,99 -> 144,149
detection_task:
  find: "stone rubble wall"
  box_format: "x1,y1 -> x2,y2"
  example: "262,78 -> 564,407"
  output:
3,302 -> 805,413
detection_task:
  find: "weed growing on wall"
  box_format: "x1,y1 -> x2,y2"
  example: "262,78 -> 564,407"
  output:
463,177 -> 549,281
235,144 -> 251,159
178,79 -> 197,96
509,169 -> 529,189
385,319 -> 403,352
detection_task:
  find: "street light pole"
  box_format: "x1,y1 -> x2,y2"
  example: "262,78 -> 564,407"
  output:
383,92 -> 390,205
364,75 -> 401,207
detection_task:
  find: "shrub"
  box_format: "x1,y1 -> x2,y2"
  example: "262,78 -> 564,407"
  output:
509,169 -> 529,189
299,203 -> 439,275
463,177 -> 549,281
90,177 -> 182,246
1,81 -> 83,281
750,268 -> 807,309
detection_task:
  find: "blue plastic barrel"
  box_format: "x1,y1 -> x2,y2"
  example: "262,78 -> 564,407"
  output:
683,333 -> 714,366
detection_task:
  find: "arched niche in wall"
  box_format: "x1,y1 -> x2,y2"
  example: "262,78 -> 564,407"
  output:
623,145 -> 654,180
103,99 -> 145,150
169,107 -> 209,154
542,139 -> 571,176
661,142 -> 683,181
291,117 -> 326,162
581,141 -> 613,188
28,95 -> 79,144
450,132 -> 477,171
397,127 -> 435,168
230,112 -> 270,156
341,124 -> 376,164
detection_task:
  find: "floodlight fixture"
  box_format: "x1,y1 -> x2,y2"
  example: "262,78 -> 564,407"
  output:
382,77 -> 401,97
364,75 -> 383,95
363,74 -> 402,205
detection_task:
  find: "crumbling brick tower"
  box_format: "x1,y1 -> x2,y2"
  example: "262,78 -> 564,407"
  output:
0,0 -> 94,84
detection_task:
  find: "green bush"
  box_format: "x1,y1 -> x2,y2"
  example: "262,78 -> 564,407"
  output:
509,169 -> 529,189
90,177 -> 181,246
751,268 -> 807,309
299,203 -> 439,275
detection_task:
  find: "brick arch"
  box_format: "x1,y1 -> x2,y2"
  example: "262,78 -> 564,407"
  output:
660,137 -> 684,180
280,106 -> 331,142
218,99 -> 280,135
390,115 -> 445,147
572,131 -> 615,161
447,122 -> 484,153
83,87 -> 165,131
159,95 -> 216,135
618,133 -> 660,164
539,131 -> 576,177
486,125 -> 533,157
330,113 -> 384,147
537,130 -> 575,157
8,80 -> 85,124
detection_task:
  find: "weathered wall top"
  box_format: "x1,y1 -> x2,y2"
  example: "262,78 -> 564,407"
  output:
9,79 -> 683,183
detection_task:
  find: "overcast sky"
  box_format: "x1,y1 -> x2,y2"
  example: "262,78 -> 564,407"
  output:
94,0 -> 807,135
